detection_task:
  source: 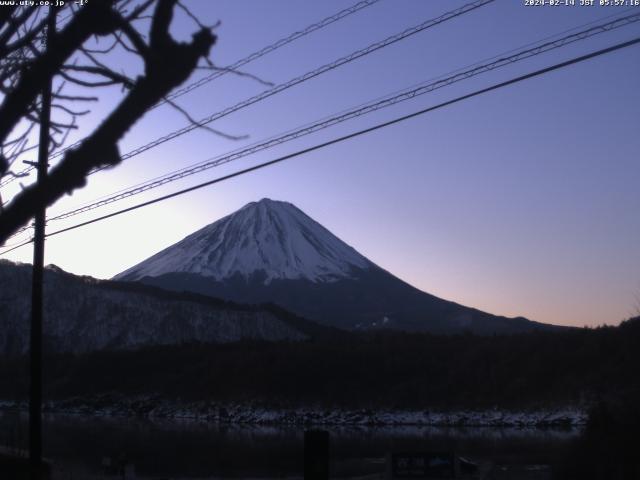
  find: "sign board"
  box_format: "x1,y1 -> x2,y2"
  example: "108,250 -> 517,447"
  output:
390,452 -> 457,479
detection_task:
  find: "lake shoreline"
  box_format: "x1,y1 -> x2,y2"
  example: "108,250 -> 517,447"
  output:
0,397 -> 587,428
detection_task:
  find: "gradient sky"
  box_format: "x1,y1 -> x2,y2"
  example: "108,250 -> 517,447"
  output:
2,0 -> 639,327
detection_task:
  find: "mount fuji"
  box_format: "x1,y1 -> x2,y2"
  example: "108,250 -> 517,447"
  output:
115,198 -> 551,334
117,198 -> 373,284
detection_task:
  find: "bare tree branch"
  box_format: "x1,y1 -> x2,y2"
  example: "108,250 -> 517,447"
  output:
0,1 -> 121,145
164,96 -> 247,141
0,0 -> 216,244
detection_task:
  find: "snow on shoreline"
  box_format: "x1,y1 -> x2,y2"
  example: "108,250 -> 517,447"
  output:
0,397 -> 587,427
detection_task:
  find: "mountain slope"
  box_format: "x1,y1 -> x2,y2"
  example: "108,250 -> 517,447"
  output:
116,198 -> 373,284
0,260 -> 326,354
116,198 -> 554,334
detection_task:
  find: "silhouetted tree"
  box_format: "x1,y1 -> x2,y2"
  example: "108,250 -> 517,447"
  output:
0,0 -> 218,244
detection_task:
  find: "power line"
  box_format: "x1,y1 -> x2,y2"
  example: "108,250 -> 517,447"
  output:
0,227 -> 32,248
70,6 -> 639,207
163,0 -> 382,104
0,34 -> 634,255
3,8 -> 639,245
0,236 -> 33,255
0,0 -> 382,189
102,0 -> 495,164
361,5 -> 638,109
0,0 -> 495,189
43,11 -> 640,224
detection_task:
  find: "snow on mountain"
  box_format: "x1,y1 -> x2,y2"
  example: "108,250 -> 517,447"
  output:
115,198 -> 374,284
115,198 -> 552,334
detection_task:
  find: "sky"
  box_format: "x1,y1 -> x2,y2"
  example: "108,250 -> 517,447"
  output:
1,0 -> 639,327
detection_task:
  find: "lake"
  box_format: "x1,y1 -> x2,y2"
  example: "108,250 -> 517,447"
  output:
0,410 -> 581,478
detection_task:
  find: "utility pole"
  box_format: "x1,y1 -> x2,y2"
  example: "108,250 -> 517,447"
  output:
29,7 -> 55,479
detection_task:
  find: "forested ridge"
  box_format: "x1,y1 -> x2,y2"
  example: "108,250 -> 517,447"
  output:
1,317 -> 638,410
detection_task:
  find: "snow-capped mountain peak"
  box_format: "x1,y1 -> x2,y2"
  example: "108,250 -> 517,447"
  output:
115,198 -> 374,284
114,199 -> 549,335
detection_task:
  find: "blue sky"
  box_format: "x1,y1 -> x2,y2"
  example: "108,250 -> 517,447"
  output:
3,0 -> 639,327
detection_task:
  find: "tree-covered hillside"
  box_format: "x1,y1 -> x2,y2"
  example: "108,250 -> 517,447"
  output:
1,317 -> 638,410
